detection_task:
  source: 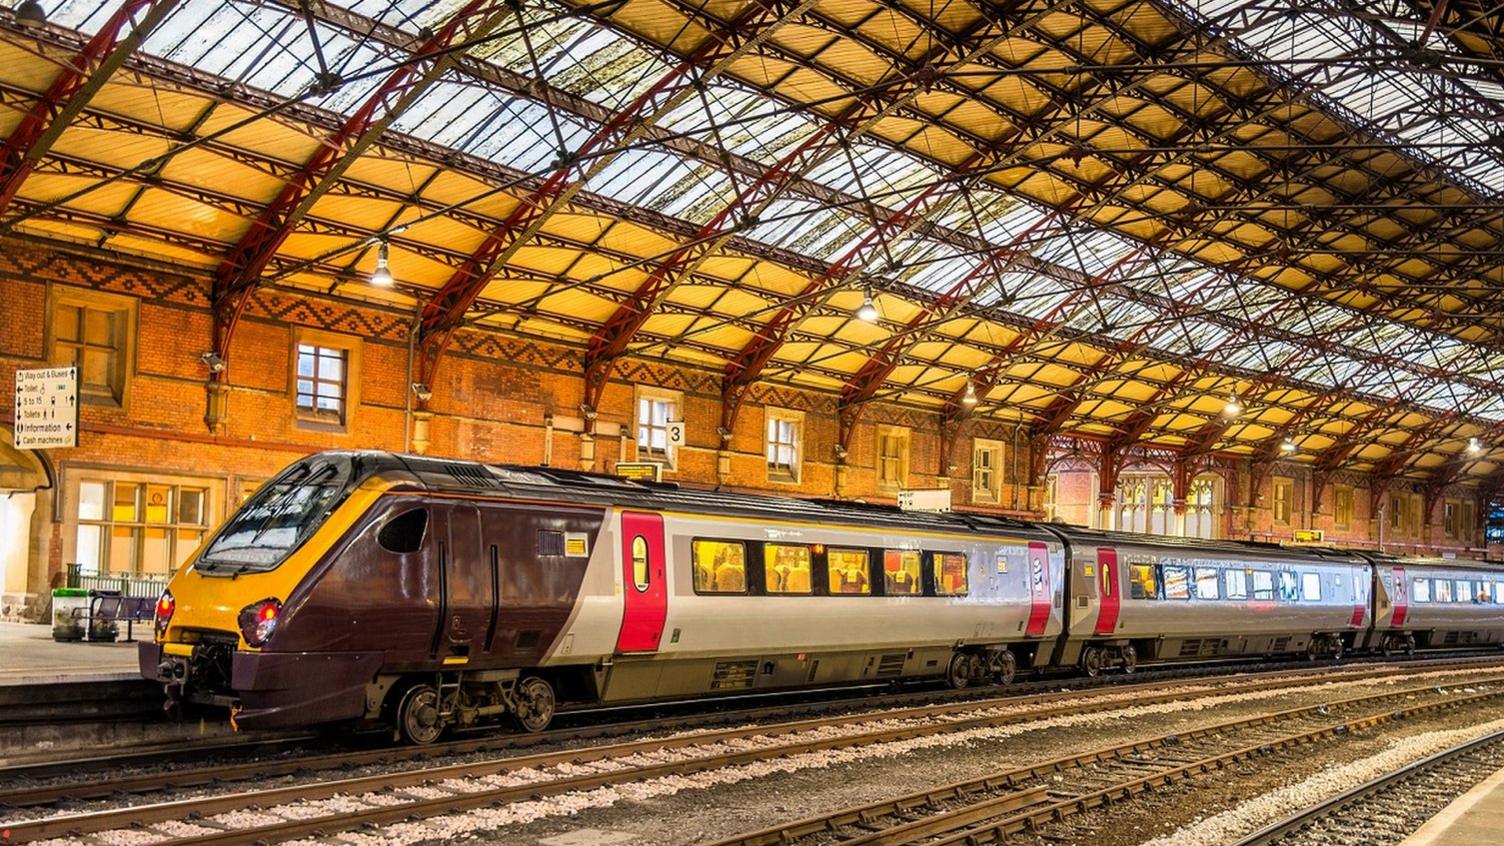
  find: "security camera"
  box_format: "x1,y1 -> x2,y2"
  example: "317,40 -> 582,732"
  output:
200,352 -> 226,373
411,382 -> 432,402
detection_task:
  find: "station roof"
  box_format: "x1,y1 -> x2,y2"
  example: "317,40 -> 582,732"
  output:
2,0 -> 1503,485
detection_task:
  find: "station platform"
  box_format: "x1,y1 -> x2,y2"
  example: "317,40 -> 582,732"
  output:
1401,765 -> 1504,846
0,620 -> 143,686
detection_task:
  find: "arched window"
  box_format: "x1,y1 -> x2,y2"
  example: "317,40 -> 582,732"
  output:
1185,477 -> 1218,539
1116,479 -> 1147,533
1149,479 -> 1173,535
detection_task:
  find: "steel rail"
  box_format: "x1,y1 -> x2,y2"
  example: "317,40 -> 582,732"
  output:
1231,727 -> 1504,846
5,667 -> 1502,844
703,681 -> 1504,846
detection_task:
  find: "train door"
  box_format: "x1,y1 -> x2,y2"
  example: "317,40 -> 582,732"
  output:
616,511 -> 667,653
429,504 -> 490,662
1095,547 -> 1120,636
1026,541 -> 1051,637
1349,565 -> 1366,628
1391,566 -> 1408,627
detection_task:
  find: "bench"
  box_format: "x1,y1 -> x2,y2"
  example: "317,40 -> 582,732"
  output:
71,591 -> 156,642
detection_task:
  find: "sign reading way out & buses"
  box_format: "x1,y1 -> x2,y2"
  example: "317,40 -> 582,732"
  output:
13,366 -> 79,449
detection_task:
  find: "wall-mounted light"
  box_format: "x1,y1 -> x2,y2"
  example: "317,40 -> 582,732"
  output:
411,382 -> 432,402
199,351 -> 226,373
856,287 -> 878,322
370,239 -> 394,288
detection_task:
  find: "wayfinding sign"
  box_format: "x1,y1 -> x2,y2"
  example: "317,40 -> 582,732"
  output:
898,487 -> 952,513
14,366 -> 79,449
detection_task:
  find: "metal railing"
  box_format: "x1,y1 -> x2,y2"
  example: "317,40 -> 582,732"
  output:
65,563 -> 170,599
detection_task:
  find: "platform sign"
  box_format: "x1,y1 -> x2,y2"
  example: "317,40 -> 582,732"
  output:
1290,528 -> 1326,545
14,366 -> 78,449
666,420 -> 685,449
898,487 -> 952,513
616,461 -> 663,483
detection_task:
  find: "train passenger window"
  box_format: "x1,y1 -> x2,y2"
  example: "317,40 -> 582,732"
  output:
884,550 -> 922,595
1434,579 -> 1452,602
828,548 -> 870,594
1301,572 -> 1322,602
1129,564 -> 1157,600
1493,582 -> 1504,604
1193,567 -> 1219,600
1252,571 -> 1275,600
376,508 -> 427,554
631,536 -> 650,592
1456,579 -> 1473,603
1224,570 -> 1248,600
692,539 -> 747,594
1163,566 -> 1190,600
1413,578 -> 1431,602
1278,571 -> 1299,602
764,543 -> 813,594
932,553 -> 968,596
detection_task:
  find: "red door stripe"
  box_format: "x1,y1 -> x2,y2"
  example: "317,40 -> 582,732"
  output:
1025,542 -> 1051,637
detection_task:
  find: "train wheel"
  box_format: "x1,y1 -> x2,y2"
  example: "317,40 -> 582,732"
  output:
396,684 -> 445,745
995,651 -> 1017,686
1081,647 -> 1103,678
946,653 -> 973,689
512,676 -> 556,733
1121,645 -> 1137,674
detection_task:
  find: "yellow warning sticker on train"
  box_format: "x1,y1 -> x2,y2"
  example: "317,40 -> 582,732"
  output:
565,533 -> 589,557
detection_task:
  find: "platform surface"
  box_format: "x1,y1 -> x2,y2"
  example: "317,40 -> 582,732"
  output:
1400,762 -> 1504,846
0,621 -> 143,686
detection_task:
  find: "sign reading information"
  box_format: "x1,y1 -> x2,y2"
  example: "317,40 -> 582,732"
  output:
13,366 -> 79,449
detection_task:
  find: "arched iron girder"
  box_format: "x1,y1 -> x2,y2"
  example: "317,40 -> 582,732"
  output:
411,0 -> 822,401
0,0 -> 180,214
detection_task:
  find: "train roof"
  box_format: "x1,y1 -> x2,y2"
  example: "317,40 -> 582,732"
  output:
305,451 -> 1381,564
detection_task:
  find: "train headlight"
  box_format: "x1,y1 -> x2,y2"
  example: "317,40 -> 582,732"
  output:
154,590 -> 174,636
238,598 -> 282,648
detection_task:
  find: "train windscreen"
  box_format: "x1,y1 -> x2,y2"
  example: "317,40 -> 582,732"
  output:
197,458 -> 353,573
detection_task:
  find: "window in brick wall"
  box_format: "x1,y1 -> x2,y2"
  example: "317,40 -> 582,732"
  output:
1445,501 -> 1459,538
765,408 -> 803,483
1334,486 -> 1353,531
877,425 -> 910,490
47,287 -> 135,406
291,328 -> 360,431
1044,474 -> 1059,521
1272,476 -> 1294,526
74,476 -> 212,576
635,386 -> 681,470
972,438 -> 1002,504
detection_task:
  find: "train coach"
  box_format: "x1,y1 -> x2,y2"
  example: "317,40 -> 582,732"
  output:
141,450 -> 1504,743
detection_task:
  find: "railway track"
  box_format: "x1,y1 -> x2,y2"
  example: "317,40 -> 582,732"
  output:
1,655 -> 1495,810
705,683 -> 1504,846
1233,727 -> 1504,846
3,664 -> 1502,845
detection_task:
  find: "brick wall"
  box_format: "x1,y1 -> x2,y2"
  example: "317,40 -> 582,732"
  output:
0,236 -> 1038,599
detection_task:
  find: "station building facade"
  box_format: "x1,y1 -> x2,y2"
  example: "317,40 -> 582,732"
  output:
0,236 -> 1494,620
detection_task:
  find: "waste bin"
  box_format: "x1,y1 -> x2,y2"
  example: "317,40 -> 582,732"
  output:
51,587 -> 89,641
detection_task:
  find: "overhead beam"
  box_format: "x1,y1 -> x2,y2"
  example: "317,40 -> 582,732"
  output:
0,0 -> 180,214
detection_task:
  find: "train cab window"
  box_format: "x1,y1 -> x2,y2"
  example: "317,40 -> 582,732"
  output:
1252,571 -> 1275,600
1129,564 -> 1157,600
884,550 -> 922,595
1278,571 -> 1299,602
692,539 -> 748,594
1301,572 -> 1322,602
1193,567 -> 1219,600
1224,570 -> 1248,600
631,536 -> 650,592
377,508 -> 428,554
1413,578 -> 1431,602
1163,565 -> 1190,600
828,548 -> 871,594
765,543 -> 813,594
932,553 -> 968,596
1434,579 -> 1452,602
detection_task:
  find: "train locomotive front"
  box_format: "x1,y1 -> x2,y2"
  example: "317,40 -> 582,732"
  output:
140,451 -> 600,740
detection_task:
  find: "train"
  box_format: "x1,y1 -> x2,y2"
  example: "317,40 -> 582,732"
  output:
140,450 -> 1504,743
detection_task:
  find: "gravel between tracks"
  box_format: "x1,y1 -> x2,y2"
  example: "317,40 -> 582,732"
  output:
15,665 -> 1504,845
